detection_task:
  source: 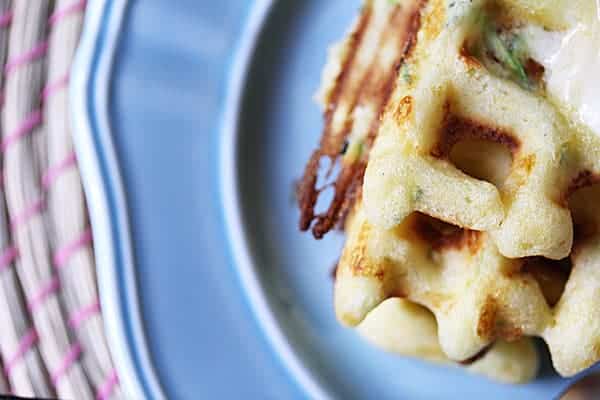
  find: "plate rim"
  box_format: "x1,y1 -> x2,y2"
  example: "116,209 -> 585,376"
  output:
71,0 -> 166,399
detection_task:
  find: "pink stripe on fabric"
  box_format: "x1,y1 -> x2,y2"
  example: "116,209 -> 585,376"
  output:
1,109 -> 43,151
0,11 -> 12,28
42,151 -> 76,189
0,246 -> 18,273
54,228 -> 92,269
4,328 -> 38,377
96,369 -> 119,400
48,0 -> 87,26
51,343 -> 82,386
68,299 -> 100,329
5,41 -> 48,75
41,73 -> 69,100
27,276 -> 60,313
10,198 -> 45,231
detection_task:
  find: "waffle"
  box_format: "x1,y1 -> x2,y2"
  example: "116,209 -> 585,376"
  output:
299,0 -> 600,383
332,0 -> 600,378
298,0 -> 546,383
357,298 -> 538,384
298,0 -> 422,238
362,0 -> 600,261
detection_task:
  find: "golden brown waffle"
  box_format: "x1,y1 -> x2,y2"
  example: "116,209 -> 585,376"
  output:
363,0 -> 600,261
357,298 -> 538,384
337,188 -> 600,376
300,0 -> 600,383
334,0 -> 600,377
336,200 -> 570,374
299,0 -> 546,383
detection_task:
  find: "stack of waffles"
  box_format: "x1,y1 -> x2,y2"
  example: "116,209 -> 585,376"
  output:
298,0 -> 600,383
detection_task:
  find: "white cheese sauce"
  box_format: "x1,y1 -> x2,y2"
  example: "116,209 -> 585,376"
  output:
523,18 -> 600,135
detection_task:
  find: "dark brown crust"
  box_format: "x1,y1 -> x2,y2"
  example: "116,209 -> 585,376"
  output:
477,297 -> 498,340
573,221 -> 598,248
320,6 -> 374,153
312,162 -> 366,238
496,325 -> 523,341
412,213 -> 482,254
520,257 -> 571,307
296,6 -> 373,233
559,172 -> 600,251
524,58 -> 545,84
334,165 -> 366,231
432,114 -> 521,158
459,44 -> 483,70
562,170 -> 600,207
298,150 -> 322,231
458,344 -> 493,365
297,0 -> 426,238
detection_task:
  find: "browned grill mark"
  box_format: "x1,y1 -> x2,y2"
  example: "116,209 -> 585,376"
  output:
365,1 -> 425,149
321,7 -> 374,147
412,213 -> 482,254
298,0 -> 427,239
521,257 -> 571,307
562,170 -> 600,206
313,161 -> 366,238
297,150 -> 322,231
496,325 -> 523,341
297,6 -> 373,232
432,114 -> 521,158
459,44 -> 483,70
476,297 -> 526,342
314,6 -> 414,237
458,344 -> 493,365
477,297 -> 498,340
524,58 -> 545,84
352,6 -> 407,119
335,165 -> 365,231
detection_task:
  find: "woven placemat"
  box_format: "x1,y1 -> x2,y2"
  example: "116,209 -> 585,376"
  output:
0,1 -> 120,398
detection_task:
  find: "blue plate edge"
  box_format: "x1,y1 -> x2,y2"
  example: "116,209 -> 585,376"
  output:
70,0 -> 166,399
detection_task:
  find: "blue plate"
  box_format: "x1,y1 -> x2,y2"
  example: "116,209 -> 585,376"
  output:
73,0 -> 589,398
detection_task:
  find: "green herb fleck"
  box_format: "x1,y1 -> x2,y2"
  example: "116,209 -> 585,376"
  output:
401,64 -> 412,85
413,187 -> 424,203
479,15 -> 531,89
559,144 -> 571,166
520,242 -> 533,251
489,33 -> 529,86
387,0 -> 402,6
